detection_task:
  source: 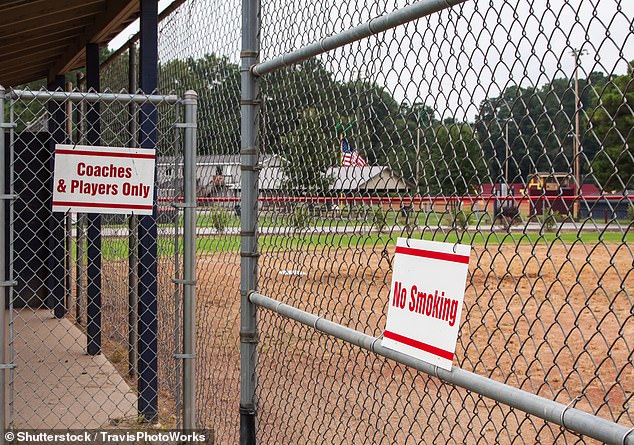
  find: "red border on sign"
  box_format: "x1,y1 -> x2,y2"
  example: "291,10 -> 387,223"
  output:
395,246 -> 469,264
55,149 -> 155,159
384,330 -> 454,361
52,201 -> 153,211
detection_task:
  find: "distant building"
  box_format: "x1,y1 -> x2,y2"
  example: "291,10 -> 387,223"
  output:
326,166 -> 410,194
157,155 -> 410,201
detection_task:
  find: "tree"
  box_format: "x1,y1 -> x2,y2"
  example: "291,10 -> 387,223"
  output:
475,73 -> 608,183
279,108 -> 337,195
590,64 -> 634,191
158,54 -> 241,155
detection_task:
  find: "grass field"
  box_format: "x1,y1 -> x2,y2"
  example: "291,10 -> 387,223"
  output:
96,229 -> 634,260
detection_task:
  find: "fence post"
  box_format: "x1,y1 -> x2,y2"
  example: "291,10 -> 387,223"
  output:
47,75 -> 67,319
137,0 -> 159,422
182,90 -> 198,430
128,41 -> 139,378
86,44 -> 102,355
0,85 -> 7,445
240,0 -> 260,442
75,72 -> 86,324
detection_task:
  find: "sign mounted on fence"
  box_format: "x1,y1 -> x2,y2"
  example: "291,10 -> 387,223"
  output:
52,144 -> 156,215
383,238 -> 471,371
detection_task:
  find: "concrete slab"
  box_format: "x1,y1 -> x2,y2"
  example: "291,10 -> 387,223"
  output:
8,309 -> 137,429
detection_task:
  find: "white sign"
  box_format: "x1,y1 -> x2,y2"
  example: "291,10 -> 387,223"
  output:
52,144 -> 156,215
383,238 -> 471,370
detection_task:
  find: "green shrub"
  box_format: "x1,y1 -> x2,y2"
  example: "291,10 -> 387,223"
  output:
371,206 -> 388,233
289,204 -> 311,230
210,209 -> 230,233
543,208 -> 562,232
453,210 -> 471,230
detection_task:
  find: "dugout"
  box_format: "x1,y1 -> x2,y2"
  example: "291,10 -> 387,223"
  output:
0,0 -> 171,426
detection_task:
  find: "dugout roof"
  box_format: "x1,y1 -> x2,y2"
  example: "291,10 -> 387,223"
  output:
0,0 -> 139,87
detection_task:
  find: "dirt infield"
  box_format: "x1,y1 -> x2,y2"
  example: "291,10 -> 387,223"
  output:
100,238 -> 632,443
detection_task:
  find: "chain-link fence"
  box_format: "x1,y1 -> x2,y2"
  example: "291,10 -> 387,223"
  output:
1,87 -> 196,431
92,0 -> 634,443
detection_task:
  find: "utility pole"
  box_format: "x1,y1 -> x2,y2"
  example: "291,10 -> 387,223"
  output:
416,109 -> 421,195
571,48 -> 587,219
505,120 -> 509,185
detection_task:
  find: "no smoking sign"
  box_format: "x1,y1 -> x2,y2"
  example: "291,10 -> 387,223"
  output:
383,238 -> 471,371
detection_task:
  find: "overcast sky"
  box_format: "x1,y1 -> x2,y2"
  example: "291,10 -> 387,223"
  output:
109,0 -> 633,121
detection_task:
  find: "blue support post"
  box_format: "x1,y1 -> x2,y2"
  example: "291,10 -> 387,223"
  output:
137,0 -> 159,422
85,43 -> 102,355
47,75 -> 67,319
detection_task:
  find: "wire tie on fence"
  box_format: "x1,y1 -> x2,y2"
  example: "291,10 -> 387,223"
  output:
622,427 -> 634,445
240,251 -> 260,258
172,278 -> 196,286
174,353 -> 195,360
239,406 -> 256,416
370,337 -> 381,353
240,164 -> 261,172
313,316 -> 322,331
560,394 -> 583,428
240,147 -> 257,155
453,242 -> 458,253
240,331 -> 258,344
240,99 -> 261,106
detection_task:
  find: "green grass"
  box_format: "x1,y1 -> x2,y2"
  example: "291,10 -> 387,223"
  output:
88,229 -> 632,261
155,207 -> 446,229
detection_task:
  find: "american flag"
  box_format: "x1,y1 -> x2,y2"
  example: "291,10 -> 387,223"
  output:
340,138 -> 367,167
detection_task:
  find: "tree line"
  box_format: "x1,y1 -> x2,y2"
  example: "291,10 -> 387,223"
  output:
9,51 -> 631,195
157,54 -> 631,194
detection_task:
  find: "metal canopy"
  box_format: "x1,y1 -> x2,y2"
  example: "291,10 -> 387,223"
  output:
0,0 -> 139,87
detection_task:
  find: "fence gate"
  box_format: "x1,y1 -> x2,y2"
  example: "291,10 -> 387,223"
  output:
0,87 -> 197,434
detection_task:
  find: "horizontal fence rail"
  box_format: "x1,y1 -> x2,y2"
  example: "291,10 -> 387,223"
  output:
6,89 -> 179,105
252,0 -> 468,76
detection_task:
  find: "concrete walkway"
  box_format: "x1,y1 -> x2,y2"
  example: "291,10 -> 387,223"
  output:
8,309 -> 137,429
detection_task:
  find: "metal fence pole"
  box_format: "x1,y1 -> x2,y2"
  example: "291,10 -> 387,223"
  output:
182,90 -> 198,430
0,85 -> 7,445
86,43 -> 102,355
128,41 -> 139,378
240,0 -> 260,442
47,75 -> 67,319
75,73 -> 85,324
137,0 -> 159,421
65,81 -> 73,316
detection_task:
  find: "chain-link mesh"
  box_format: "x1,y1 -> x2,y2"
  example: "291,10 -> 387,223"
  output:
252,0 -> 633,443
45,0 -> 633,442
155,0 -> 243,442
5,87 -> 186,428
